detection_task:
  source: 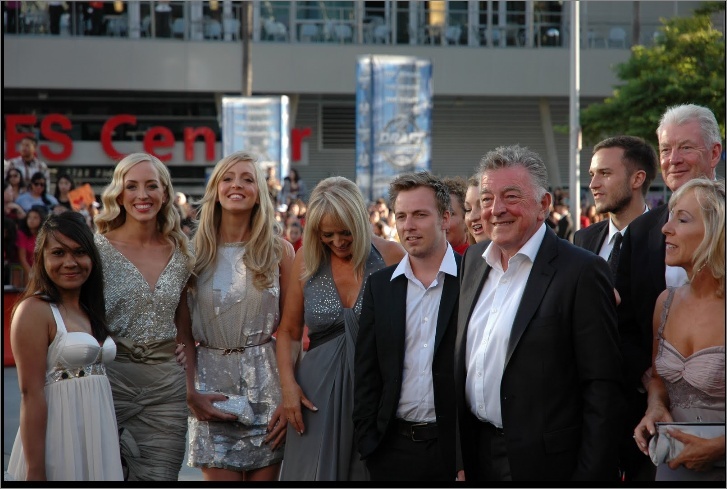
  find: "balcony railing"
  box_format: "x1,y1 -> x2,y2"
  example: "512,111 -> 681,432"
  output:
2,0 -> 667,50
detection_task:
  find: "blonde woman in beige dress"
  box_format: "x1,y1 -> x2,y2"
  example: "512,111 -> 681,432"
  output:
94,153 -> 194,481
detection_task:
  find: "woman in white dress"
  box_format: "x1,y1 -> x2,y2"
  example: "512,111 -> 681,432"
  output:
8,212 -> 123,481
177,152 -> 294,481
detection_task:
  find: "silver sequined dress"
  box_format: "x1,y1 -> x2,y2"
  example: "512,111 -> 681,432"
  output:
280,245 -> 385,481
187,243 -> 284,471
95,234 -> 193,481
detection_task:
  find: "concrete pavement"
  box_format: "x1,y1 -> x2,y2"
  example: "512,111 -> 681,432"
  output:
3,367 -> 203,481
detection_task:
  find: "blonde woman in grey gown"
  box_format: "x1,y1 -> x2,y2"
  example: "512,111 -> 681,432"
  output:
176,152 -> 294,481
634,179 -> 725,481
94,153 -> 194,481
276,177 -> 404,481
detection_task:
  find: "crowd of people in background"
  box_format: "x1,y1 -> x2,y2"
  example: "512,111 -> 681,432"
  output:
3,103 -> 725,482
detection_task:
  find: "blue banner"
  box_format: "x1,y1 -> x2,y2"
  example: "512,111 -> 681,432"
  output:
221,96 -> 290,180
356,55 -> 432,202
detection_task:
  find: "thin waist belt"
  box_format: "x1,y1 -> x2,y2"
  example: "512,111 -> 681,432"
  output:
307,324 -> 344,351
199,337 -> 272,355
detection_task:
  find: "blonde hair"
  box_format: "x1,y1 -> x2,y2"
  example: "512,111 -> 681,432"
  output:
193,152 -> 283,290
669,178 -> 725,297
95,153 -> 193,270
302,177 -> 371,282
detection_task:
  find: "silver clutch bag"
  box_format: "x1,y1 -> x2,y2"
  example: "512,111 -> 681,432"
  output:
648,422 -> 725,466
210,393 -> 257,425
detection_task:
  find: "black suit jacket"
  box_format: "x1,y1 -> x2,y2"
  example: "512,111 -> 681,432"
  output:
615,204 -> 668,391
353,253 -> 461,477
556,214 -> 575,242
573,220 -> 609,255
455,228 -> 623,481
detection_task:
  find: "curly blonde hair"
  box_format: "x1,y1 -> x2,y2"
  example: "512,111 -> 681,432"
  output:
193,152 -> 283,290
94,153 -> 193,271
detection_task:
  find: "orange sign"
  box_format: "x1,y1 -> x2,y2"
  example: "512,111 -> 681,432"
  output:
68,183 -> 96,211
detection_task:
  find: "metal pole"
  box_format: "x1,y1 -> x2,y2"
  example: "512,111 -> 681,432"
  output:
241,1 -> 252,96
569,0 -> 581,231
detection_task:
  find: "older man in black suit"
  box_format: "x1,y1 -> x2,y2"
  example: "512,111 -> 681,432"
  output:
455,145 -> 623,481
615,104 -> 722,479
354,171 -> 460,481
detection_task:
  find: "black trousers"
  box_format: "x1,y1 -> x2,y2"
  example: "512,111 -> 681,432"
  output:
473,418 -> 512,481
366,429 -> 450,481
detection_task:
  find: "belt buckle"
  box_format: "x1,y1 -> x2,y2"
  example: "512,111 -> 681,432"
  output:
410,422 -> 429,442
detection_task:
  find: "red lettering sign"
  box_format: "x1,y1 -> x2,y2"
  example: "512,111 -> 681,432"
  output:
4,115 -> 38,159
5,113 -> 312,166
40,114 -> 73,161
143,126 -> 175,162
101,114 -> 137,160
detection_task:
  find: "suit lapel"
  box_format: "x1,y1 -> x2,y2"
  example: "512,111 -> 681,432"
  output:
434,272 -> 457,353
595,222 -> 609,253
648,207 -> 668,291
504,229 -> 558,368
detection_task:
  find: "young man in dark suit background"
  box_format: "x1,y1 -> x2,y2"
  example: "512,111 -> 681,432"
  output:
354,171 -> 460,481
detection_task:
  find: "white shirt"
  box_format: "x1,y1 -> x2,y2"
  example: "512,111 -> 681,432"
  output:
392,243 -> 458,423
465,223 -> 547,428
598,205 -> 650,260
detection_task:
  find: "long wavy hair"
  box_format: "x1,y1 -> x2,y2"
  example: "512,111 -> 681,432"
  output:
94,153 -> 193,271
302,177 -> 371,282
193,152 -> 283,290
14,212 -> 108,342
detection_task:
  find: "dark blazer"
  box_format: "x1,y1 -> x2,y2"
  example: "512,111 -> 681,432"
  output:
455,227 -> 623,481
573,220 -> 609,255
556,213 -> 575,242
353,252 -> 461,477
615,204 -> 668,391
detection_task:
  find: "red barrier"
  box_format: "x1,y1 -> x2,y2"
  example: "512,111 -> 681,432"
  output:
3,290 -> 20,366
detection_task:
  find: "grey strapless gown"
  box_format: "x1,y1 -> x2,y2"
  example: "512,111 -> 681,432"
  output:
279,245 -> 385,481
654,288 -> 725,482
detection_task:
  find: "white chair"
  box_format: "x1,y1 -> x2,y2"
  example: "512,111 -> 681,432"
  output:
204,19 -> 222,39
141,15 -> 151,37
223,17 -> 240,40
263,18 -> 287,41
608,26 -> 627,48
299,23 -> 319,42
172,17 -> 186,38
333,23 -> 352,43
373,24 -> 389,44
444,25 -> 461,44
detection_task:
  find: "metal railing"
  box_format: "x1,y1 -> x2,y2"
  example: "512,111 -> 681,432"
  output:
2,0 -> 669,50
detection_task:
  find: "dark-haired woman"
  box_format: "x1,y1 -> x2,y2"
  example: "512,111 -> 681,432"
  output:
54,173 -> 76,212
16,206 -> 47,287
15,172 -> 58,213
7,212 -> 123,481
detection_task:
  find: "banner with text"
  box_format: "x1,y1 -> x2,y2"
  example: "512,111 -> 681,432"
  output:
355,56 -> 432,202
222,96 -> 290,180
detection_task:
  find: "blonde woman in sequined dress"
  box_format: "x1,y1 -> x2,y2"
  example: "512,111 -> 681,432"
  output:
7,212 -> 122,481
94,153 -> 194,481
176,152 -> 294,481
277,177 -> 404,481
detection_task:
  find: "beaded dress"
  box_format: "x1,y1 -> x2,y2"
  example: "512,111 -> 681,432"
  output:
7,303 -> 123,481
187,243 -> 284,471
654,288 -> 725,482
280,245 -> 385,481
94,234 -> 193,481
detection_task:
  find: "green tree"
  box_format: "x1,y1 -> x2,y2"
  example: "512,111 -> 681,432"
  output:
581,10 -> 725,148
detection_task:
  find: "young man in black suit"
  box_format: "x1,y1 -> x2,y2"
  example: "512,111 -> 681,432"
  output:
455,145 -> 623,481
574,136 -> 657,273
354,171 -> 460,481
615,104 -> 722,480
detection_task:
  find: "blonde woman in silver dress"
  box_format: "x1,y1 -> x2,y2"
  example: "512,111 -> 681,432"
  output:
94,153 -> 194,481
177,152 -> 294,481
